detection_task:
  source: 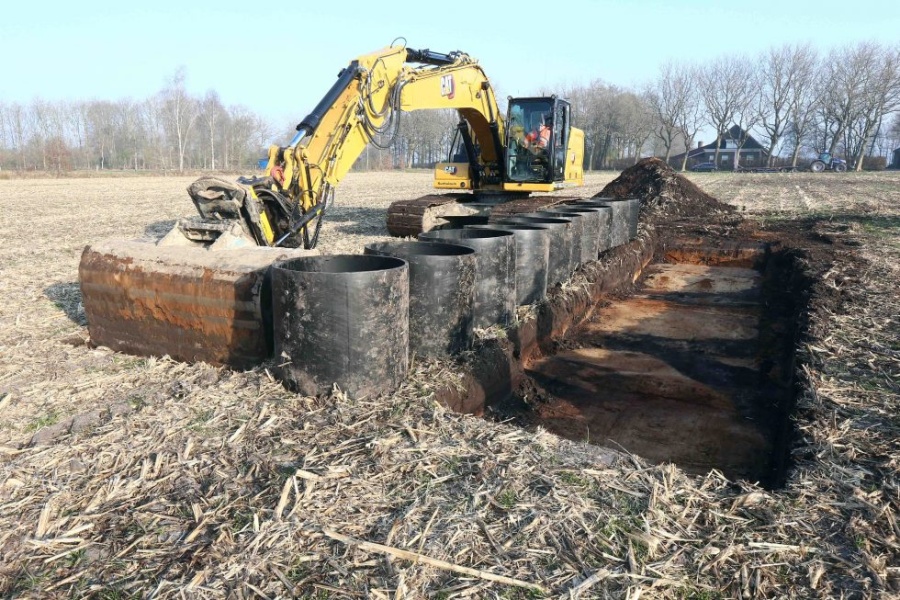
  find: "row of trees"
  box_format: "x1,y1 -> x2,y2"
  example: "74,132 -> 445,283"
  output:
0,69 -> 272,172
375,41 -> 900,172
647,42 -> 900,171
2,42 -> 898,173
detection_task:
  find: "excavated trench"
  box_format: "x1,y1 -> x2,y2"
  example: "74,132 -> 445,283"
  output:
488,239 -> 805,489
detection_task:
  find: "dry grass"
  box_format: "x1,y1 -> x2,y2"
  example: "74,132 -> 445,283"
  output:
0,169 -> 898,597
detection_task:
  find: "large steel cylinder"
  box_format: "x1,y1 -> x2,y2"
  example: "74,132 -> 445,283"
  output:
589,197 -> 640,240
575,198 -> 629,248
364,241 -> 475,359
570,203 -> 613,253
418,229 -> 516,329
467,224 -> 549,305
496,216 -> 573,286
542,206 -> 602,264
531,211 -> 583,272
271,255 -> 409,398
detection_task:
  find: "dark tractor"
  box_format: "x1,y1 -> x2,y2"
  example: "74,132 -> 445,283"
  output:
810,152 -> 848,172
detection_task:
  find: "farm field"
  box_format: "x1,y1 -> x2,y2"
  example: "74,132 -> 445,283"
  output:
0,170 -> 898,597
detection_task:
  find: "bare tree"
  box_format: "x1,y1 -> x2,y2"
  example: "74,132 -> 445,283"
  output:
29,99 -> 59,170
700,54 -> 758,167
397,109 -> 457,167
85,101 -> 118,170
645,62 -> 702,170
140,96 -> 167,169
676,70 -> 704,172
619,92 -> 655,164
819,44 -> 872,159
224,105 -> 270,170
573,80 -> 614,169
117,100 -> 144,170
850,43 -> 900,170
64,101 -> 89,169
785,50 -> 821,166
3,102 -> 29,170
200,91 -> 224,170
815,43 -> 900,170
757,44 -> 817,166
160,67 -> 199,172
886,113 -> 900,164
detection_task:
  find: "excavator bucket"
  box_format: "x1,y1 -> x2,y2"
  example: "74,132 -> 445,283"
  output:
79,239 -> 315,368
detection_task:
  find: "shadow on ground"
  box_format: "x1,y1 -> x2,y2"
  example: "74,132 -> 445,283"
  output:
44,282 -> 86,326
328,206 -> 391,237
144,219 -> 178,240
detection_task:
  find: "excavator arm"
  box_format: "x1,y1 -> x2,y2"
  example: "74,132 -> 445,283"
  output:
262,45 -> 506,247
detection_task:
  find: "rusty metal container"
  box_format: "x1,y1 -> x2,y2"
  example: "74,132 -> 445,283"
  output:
79,240 -> 313,368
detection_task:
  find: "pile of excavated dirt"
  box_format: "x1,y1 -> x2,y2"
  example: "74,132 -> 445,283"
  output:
598,157 -> 736,221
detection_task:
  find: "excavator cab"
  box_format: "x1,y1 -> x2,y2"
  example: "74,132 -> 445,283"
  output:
505,97 -> 571,184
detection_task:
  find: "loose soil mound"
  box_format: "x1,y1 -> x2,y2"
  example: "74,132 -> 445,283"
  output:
598,157 -> 735,220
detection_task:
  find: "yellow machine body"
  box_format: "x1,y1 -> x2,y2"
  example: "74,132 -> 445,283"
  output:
253,44 -> 585,243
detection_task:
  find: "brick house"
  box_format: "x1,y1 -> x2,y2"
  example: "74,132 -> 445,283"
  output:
670,126 -> 769,170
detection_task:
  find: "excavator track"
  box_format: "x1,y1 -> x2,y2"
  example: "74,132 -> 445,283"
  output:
386,194 -> 475,237
386,194 -> 585,237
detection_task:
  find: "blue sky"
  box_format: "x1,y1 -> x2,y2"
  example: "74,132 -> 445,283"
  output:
2,0 -> 898,137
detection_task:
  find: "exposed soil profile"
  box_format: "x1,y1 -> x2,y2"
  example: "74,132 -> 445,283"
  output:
488,159 -> 846,488
519,252 -> 798,486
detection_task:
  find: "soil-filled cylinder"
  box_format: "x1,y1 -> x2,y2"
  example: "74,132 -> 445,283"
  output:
418,229 -> 516,329
272,255 -> 409,398
495,216 -> 573,286
589,196 -> 640,241
531,211 -> 584,272
364,241 -> 475,359
542,207 -> 602,264
467,224 -> 549,305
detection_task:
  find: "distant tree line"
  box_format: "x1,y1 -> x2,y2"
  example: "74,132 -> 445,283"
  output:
2,42 -> 898,174
0,68 -> 272,173
646,41 -> 900,171
379,41 -> 900,172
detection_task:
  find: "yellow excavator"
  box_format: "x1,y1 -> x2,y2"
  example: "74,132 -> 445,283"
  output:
78,43 -> 585,366
173,43 -> 585,248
